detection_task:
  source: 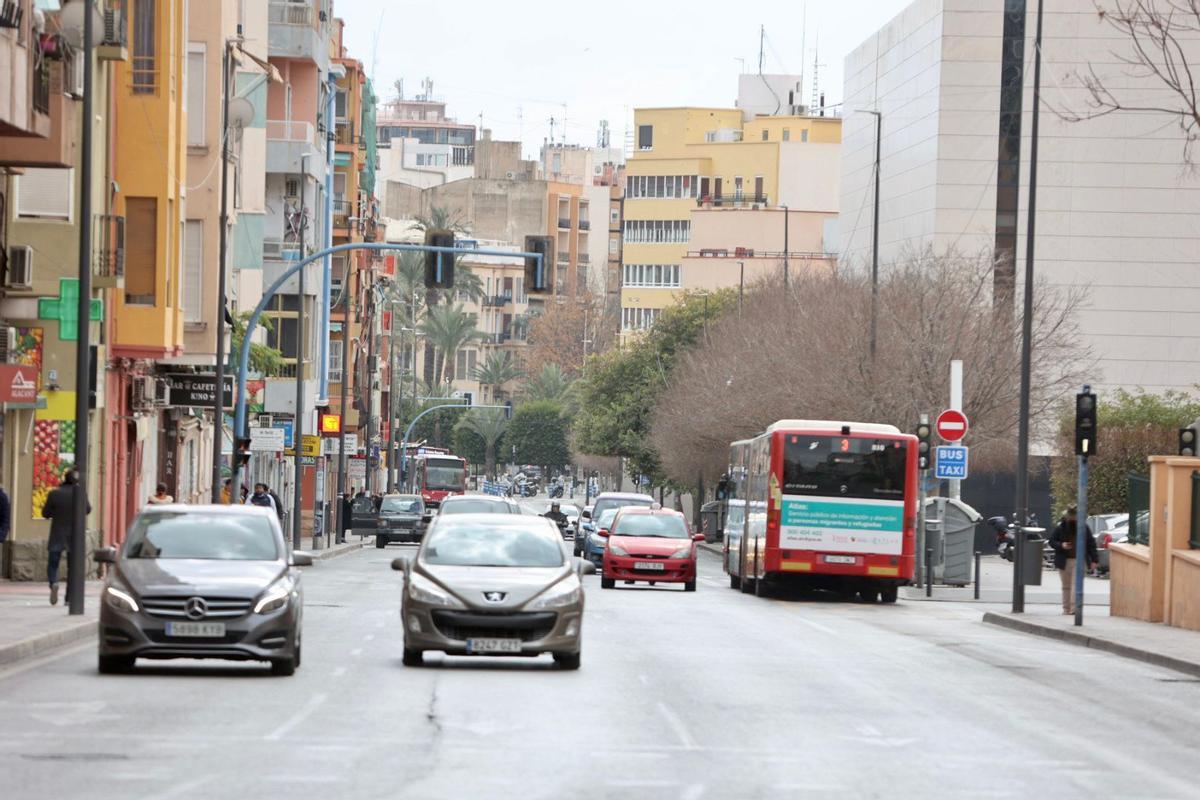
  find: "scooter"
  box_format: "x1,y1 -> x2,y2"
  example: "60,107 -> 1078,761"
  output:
989,513 -> 1054,567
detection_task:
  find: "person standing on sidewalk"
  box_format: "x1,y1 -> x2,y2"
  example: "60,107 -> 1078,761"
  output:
0,483 -> 11,546
1049,505 -> 1098,615
42,469 -> 91,606
147,483 -> 174,505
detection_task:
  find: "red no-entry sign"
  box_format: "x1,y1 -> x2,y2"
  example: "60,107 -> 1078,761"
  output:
936,409 -> 969,442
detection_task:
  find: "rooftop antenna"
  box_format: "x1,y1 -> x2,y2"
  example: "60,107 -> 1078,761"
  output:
799,2 -> 807,111
369,9 -> 384,83
811,32 -> 825,114
758,24 -> 765,75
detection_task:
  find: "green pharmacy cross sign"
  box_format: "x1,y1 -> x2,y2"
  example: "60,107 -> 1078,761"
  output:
38,278 -> 104,341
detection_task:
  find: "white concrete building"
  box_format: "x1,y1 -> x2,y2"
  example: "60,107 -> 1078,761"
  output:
840,0 -> 1200,393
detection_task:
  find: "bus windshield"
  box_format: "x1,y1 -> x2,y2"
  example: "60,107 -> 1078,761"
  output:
424,462 -> 465,491
781,436 -> 907,501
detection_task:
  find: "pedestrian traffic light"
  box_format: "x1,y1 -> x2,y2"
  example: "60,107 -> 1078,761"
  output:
1075,387 -> 1098,457
1180,426 -> 1197,457
524,235 -> 552,293
424,229 -> 455,289
915,419 -> 932,470
504,400 -> 513,420
235,436 -> 252,467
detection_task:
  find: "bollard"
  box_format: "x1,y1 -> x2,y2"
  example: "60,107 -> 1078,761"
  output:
974,551 -> 981,600
926,546 -> 934,597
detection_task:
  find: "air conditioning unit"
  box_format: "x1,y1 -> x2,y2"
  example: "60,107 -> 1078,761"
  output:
258,414 -> 273,427
5,246 -> 32,288
132,376 -> 156,410
0,326 -> 16,363
154,378 -> 170,406
285,178 -> 300,198
103,9 -> 125,45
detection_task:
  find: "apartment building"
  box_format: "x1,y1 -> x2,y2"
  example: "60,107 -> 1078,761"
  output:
376,92 -> 476,188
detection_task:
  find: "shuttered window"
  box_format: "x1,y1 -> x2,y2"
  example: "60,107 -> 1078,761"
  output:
183,220 -> 203,322
186,46 -> 206,146
125,198 -> 158,305
16,168 -> 73,220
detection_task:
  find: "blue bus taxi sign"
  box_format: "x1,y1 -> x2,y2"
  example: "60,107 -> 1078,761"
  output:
934,445 -> 969,480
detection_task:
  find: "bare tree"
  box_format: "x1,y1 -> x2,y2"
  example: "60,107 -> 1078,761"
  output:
1062,1 -> 1200,164
648,248 -> 1092,489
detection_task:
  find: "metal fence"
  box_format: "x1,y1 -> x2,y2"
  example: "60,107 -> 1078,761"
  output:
1128,472 -> 1150,545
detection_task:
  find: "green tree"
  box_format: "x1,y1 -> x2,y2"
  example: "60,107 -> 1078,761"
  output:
230,311 -> 285,377
521,362 -> 572,405
507,401 -> 570,473
574,290 -> 735,487
472,350 -> 523,402
454,409 -> 510,478
1050,389 -> 1200,515
418,303 -> 483,386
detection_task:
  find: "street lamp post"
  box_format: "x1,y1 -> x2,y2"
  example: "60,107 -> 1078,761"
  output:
859,109 -> 882,363
782,204 -> 789,289
334,253 -> 353,542
291,155 -> 309,550
210,38 -> 234,502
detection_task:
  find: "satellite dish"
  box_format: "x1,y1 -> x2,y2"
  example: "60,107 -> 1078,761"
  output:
228,97 -> 255,129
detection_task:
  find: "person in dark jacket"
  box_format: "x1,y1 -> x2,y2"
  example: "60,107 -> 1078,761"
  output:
1049,505 -> 1098,615
340,492 -> 353,542
42,469 -> 91,606
0,484 -> 11,544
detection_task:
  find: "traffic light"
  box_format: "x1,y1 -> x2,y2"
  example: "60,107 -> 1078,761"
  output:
523,235 -> 552,293
915,418 -> 932,471
504,400 -> 513,420
1075,388 -> 1098,457
235,436 -> 252,467
424,229 -> 456,289
1180,426 -> 1197,457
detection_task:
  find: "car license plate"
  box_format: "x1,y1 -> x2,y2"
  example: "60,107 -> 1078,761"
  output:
634,561 -> 666,571
466,638 -> 522,654
166,621 -> 226,638
824,555 -> 857,565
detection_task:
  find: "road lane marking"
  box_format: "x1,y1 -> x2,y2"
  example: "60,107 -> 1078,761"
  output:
655,702 -> 699,750
265,692 -> 328,741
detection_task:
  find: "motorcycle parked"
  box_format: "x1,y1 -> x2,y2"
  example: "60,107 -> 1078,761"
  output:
988,513 -> 1052,568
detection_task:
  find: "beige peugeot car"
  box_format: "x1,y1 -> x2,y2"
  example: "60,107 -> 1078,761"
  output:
392,513 -> 594,669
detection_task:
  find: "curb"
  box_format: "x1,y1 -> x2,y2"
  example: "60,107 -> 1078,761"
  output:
981,611 -> 1200,679
0,620 -> 98,667
311,540 -> 365,562
698,542 -> 723,557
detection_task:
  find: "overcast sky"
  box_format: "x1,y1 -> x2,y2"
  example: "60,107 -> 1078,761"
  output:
333,0 -> 914,157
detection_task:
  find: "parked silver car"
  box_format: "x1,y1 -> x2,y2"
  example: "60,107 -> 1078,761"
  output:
391,513 -> 594,669
94,505 -> 310,676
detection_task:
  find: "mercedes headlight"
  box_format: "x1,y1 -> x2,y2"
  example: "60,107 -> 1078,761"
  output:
607,542 -> 629,557
406,573 -> 464,608
670,546 -> 693,559
105,584 -> 139,613
531,578 -> 582,610
254,575 -> 294,614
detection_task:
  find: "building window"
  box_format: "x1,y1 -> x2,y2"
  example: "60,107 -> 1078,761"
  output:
125,198 -> 158,306
335,88 -> 347,120
622,220 -> 690,244
455,349 -> 477,379
186,45 -> 206,146
783,128 -> 790,141
637,124 -> 653,150
761,129 -> 768,141
329,339 -> 343,384
132,0 -> 157,94
16,168 -> 73,219
800,130 -> 808,142
183,220 -> 203,323
621,307 -> 661,331
622,264 -> 680,288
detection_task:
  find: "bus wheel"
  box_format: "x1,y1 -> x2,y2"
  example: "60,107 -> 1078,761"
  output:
729,573 -> 741,590
859,588 -> 879,603
880,585 -> 899,604
754,575 -> 769,598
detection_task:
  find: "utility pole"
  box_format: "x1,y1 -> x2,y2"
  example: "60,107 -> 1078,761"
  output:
68,5 -> 94,616
211,38 -> 234,502
334,253 -> 352,541
292,156 -> 309,550
738,261 -> 745,312
866,109 -> 882,363
365,281 -> 377,495
782,205 -> 789,289
387,299 -> 399,492
1013,0 -> 1045,615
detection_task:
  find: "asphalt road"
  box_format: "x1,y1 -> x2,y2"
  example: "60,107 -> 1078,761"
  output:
1,547 -> 1198,799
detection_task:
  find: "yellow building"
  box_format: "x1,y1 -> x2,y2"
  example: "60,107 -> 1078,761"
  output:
620,107 -> 841,337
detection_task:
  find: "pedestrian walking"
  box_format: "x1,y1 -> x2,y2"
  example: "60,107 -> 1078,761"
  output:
267,487 -> 285,525
1049,505 -> 1098,615
41,469 -> 91,606
245,483 -> 279,516
221,479 -> 233,504
340,492 -> 353,542
0,483 -> 11,545
147,483 -> 174,505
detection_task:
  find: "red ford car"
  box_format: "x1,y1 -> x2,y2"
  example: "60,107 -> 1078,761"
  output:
600,508 -> 704,592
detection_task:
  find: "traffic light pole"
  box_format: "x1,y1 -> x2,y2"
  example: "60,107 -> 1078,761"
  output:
1075,451 -> 1088,627
229,243 -> 545,503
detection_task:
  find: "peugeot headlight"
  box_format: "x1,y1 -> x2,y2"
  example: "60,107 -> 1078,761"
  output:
406,573 -> 464,608
254,575 -> 294,614
105,584 -> 139,613
669,546 -> 693,559
608,542 -> 629,557
531,578 -> 582,610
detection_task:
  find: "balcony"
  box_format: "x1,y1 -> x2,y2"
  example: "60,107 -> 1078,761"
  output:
93,215 -> 125,289
481,295 -> 504,308
0,62 -> 76,167
268,1 -> 329,69
577,253 -> 589,264
332,199 -> 353,230
697,194 -> 769,208
556,253 -> 570,265
335,120 -> 358,147
263,237 -> 302,262
578,219 -> 590,231
557,217 -> 571,230
97,1 -> 129,62
266,120 -> 325,179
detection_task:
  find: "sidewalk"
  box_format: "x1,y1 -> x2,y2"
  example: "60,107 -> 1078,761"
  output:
308,537 -> 365,561
901,555 -> 1111,606
983,607 -> 1200,679
0,580 -> 101,667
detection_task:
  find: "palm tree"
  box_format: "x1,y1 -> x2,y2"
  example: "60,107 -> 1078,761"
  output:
472,351 -> 524,402
459,409 -> 509,479
521,363 -> 571,404
419,303 -> 483,386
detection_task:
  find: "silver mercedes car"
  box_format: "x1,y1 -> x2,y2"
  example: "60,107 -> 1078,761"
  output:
391,513 -> 595,669
94,504 -> 310,676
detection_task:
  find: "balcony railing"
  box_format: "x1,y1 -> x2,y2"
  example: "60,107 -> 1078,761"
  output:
578,219 -> 590,231
267,119 -> 320,147
32,59 -> 50,115
264,237 -> 302,261
332,199 -> 353,228
269,0 -> 316,27
556,253 -> 570,265
688,248 -> 838,260
557,217 -> 571,229
481,295 -> 504,308
94,214 -> 125,286
335,120 -> 358,146
697,194 -> 769,208
577,253 -> 590,264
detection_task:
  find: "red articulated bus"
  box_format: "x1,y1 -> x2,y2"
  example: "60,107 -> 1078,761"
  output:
724,419 -> 917,603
